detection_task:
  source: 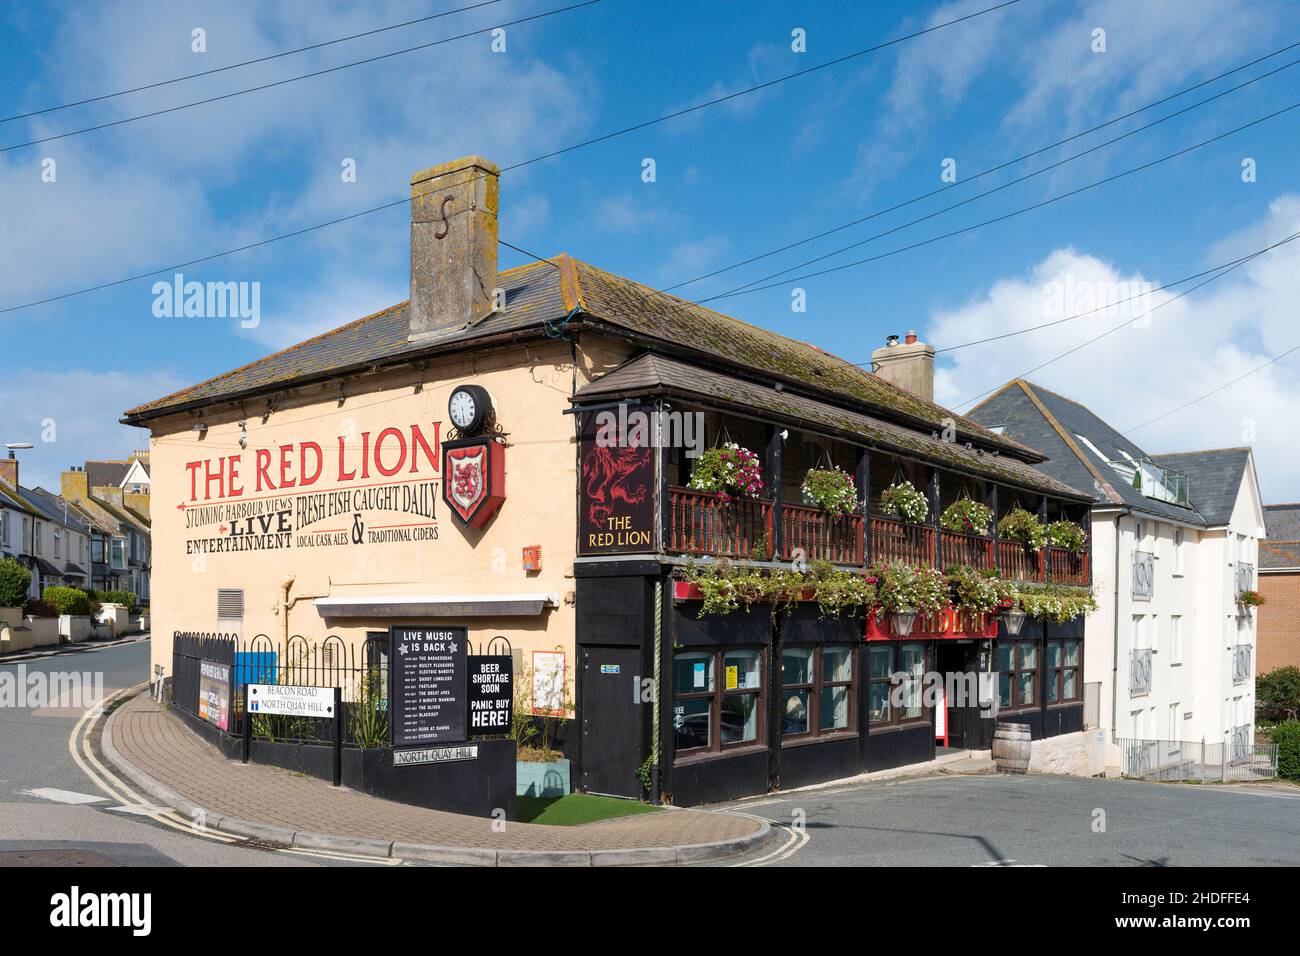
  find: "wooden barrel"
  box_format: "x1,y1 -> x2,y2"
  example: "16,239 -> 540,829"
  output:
992,721 -> 1032,774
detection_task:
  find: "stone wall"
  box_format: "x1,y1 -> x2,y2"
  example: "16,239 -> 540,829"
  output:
1028,728 -> 1108,776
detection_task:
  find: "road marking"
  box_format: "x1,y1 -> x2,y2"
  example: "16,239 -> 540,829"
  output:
106,804 -> 169,815
971,858 -> 1046,867
23,787 -> 107,805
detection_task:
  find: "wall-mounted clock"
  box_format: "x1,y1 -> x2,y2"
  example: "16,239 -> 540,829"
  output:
448,384 -> 492,434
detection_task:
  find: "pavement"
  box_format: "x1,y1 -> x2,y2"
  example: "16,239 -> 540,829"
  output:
101,690 -> 771,866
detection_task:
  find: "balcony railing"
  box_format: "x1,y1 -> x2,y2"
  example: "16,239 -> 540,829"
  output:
938,529 -> 995,572
1236,562 -> 1255,594
667,487 -> 773,559
779,504 -> 863,565
869,514 -> 934,566
1133,550 -> 1155,601
664,489 -> 1090,583
1130,648 -> 1153,697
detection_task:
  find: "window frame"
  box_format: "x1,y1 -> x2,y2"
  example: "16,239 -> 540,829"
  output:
673,646 -> 766,761
996,638 -> 1040,712
1043,638 -> 1081,706
780,644 -> 856,742
867,641 -> 929,730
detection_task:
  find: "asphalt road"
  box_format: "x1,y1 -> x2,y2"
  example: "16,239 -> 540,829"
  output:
718,772 -> 1300,866
0,639 -> 344,867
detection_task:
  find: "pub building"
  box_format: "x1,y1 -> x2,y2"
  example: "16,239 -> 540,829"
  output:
125,155 -> 1095,809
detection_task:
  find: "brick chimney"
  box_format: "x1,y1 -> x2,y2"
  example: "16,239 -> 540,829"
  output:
408,156 -> 500,341
871,330 -> 935,401
62,466 -> 89,504
0,453 -> 16,491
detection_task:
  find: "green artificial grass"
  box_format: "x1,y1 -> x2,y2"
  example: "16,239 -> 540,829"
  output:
516,792 -> 661,826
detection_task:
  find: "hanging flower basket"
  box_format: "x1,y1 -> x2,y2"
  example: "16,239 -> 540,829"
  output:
940,498 -> 994,535
997,508 -> 1047,550
1236,589 -> 1266,609
1045,520 -> 1087,554
688,442 -> 763,503
801,467 -> 858,516
879,480 -> 929,524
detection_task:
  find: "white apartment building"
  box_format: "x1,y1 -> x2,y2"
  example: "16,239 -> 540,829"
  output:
971,380 -> 1264,763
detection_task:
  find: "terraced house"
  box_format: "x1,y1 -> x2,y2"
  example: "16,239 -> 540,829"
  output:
125,156 -> 1098,807
970,382 -> 1265,777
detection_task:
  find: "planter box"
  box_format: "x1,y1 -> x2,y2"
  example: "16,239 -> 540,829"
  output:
517,758 -> 571,798
26,616 -> 58,646
59,614 -> 94,643
97,604 -> 130,636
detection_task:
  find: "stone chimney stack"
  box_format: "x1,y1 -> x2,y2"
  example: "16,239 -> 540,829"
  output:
871,330 -> 935,401
0,453 -> 17,491
408,156 -> 500,341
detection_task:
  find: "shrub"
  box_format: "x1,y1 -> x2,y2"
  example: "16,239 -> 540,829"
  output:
94,589 -> 138,610
998,508 -> 1047,550
0,557 -> 32,608
22,597 -> 57,618
1273,721 -> 1300,780
801,467 -> 858,516
42,585 -> 93,616
941,498 -> 993,535
878,480 -> 929,523
1257,666 -> 1300,723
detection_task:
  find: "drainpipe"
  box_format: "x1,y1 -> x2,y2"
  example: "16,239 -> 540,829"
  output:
1110,510 -> 1130,740
281,577 -> 326,644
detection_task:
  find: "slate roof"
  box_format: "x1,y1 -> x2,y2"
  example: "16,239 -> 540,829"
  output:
85,461 -> 130,490
968,380 -> 1253,527
18,486 -> 93,534
1260,504 -> 1300,569
0,482 -> 37,516
1150,449 -> 1251,527
576,353 -> 1091,501
123,256 -> 1040,463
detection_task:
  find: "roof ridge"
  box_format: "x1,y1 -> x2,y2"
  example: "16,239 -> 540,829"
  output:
1008,379 -> 1119,505
1152,446 -> 1252,457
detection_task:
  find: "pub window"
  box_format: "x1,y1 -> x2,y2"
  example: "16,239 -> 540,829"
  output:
673,648 -> 764,758
997,641 -> 1039,710
780,644 -> 855,739
1044,639 -> 1081,704
867,642 -> 926,728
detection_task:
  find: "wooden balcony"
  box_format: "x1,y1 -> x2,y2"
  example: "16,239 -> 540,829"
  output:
938,529 -> 995,572
667,486 -> 773,559
868,515 -> 934,566
665,487 -> 1091,584
779,504 -> 863,565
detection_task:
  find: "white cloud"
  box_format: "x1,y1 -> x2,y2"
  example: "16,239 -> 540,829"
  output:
932,194 -> 1300,499
0,369 -> 189,491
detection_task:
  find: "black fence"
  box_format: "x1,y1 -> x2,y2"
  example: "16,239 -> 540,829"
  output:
172,631 -> 389,748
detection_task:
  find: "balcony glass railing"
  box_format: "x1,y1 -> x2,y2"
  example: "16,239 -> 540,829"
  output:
1107,458 -> 1191,506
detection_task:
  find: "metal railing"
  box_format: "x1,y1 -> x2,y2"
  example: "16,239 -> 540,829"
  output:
1129,648 -> 1152,697
1132,550 -> 1155,600
1236,562 -> 1255,594
1114,734 -> 1276,782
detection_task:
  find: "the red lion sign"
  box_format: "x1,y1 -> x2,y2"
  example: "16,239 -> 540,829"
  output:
441,438 -> 505,528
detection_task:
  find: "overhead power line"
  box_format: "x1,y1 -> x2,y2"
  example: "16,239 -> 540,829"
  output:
0,0 -> 502,126
0,0 -> 601,154
0,0 -> 1024,315
664,37 -> 1300,294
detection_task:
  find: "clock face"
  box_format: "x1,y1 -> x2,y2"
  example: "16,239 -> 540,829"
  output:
449,389 -> 478,429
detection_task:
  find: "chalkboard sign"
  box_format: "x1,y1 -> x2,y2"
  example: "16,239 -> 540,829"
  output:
391,626 -> 467,746
467,655 -> 512,736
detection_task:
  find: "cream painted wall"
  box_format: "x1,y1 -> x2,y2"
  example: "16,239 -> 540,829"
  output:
147,336 -> 632,711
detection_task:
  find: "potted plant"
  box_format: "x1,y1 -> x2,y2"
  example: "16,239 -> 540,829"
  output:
947,564 -> 1010,630
940,498 -> 994,535
879,480 -> 929,524
801,466 -> 858,516
997,508 -> 1047,550
688,442 -> 763,503
1237,589 -> 1266,611
870,560 -> 948,635
1045,520 -> 1087,554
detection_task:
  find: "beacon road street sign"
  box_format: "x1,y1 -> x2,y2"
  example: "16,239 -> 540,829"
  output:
247,683 -> 336,717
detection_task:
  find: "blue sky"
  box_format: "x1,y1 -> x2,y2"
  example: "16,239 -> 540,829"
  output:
2,0 -> 1299,500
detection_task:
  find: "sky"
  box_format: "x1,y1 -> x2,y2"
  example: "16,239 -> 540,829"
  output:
1,0 -> 1299,503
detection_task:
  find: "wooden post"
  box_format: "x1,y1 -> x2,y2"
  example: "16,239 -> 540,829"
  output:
856,448 -> 871,566
1039,495 -> 1050,582
989,484 -> 1000,572
928,468 -> 941,569
767,425 -> 784,560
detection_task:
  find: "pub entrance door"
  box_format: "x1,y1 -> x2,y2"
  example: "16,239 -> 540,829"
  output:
934,641 -> 981,750
579,646 -> 644,798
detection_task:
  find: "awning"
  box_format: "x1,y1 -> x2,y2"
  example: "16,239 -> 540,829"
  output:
34,558 -> 61,576
314,593 -> 559,619
62,563 -> 88,577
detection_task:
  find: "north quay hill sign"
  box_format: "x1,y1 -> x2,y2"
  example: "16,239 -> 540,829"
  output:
178,420 -> 504,553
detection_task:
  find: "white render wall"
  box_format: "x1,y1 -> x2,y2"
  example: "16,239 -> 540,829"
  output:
1084,481 -> 1261,753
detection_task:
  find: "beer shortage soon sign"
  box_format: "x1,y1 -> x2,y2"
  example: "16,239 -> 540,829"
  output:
390,626 -> 467,746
